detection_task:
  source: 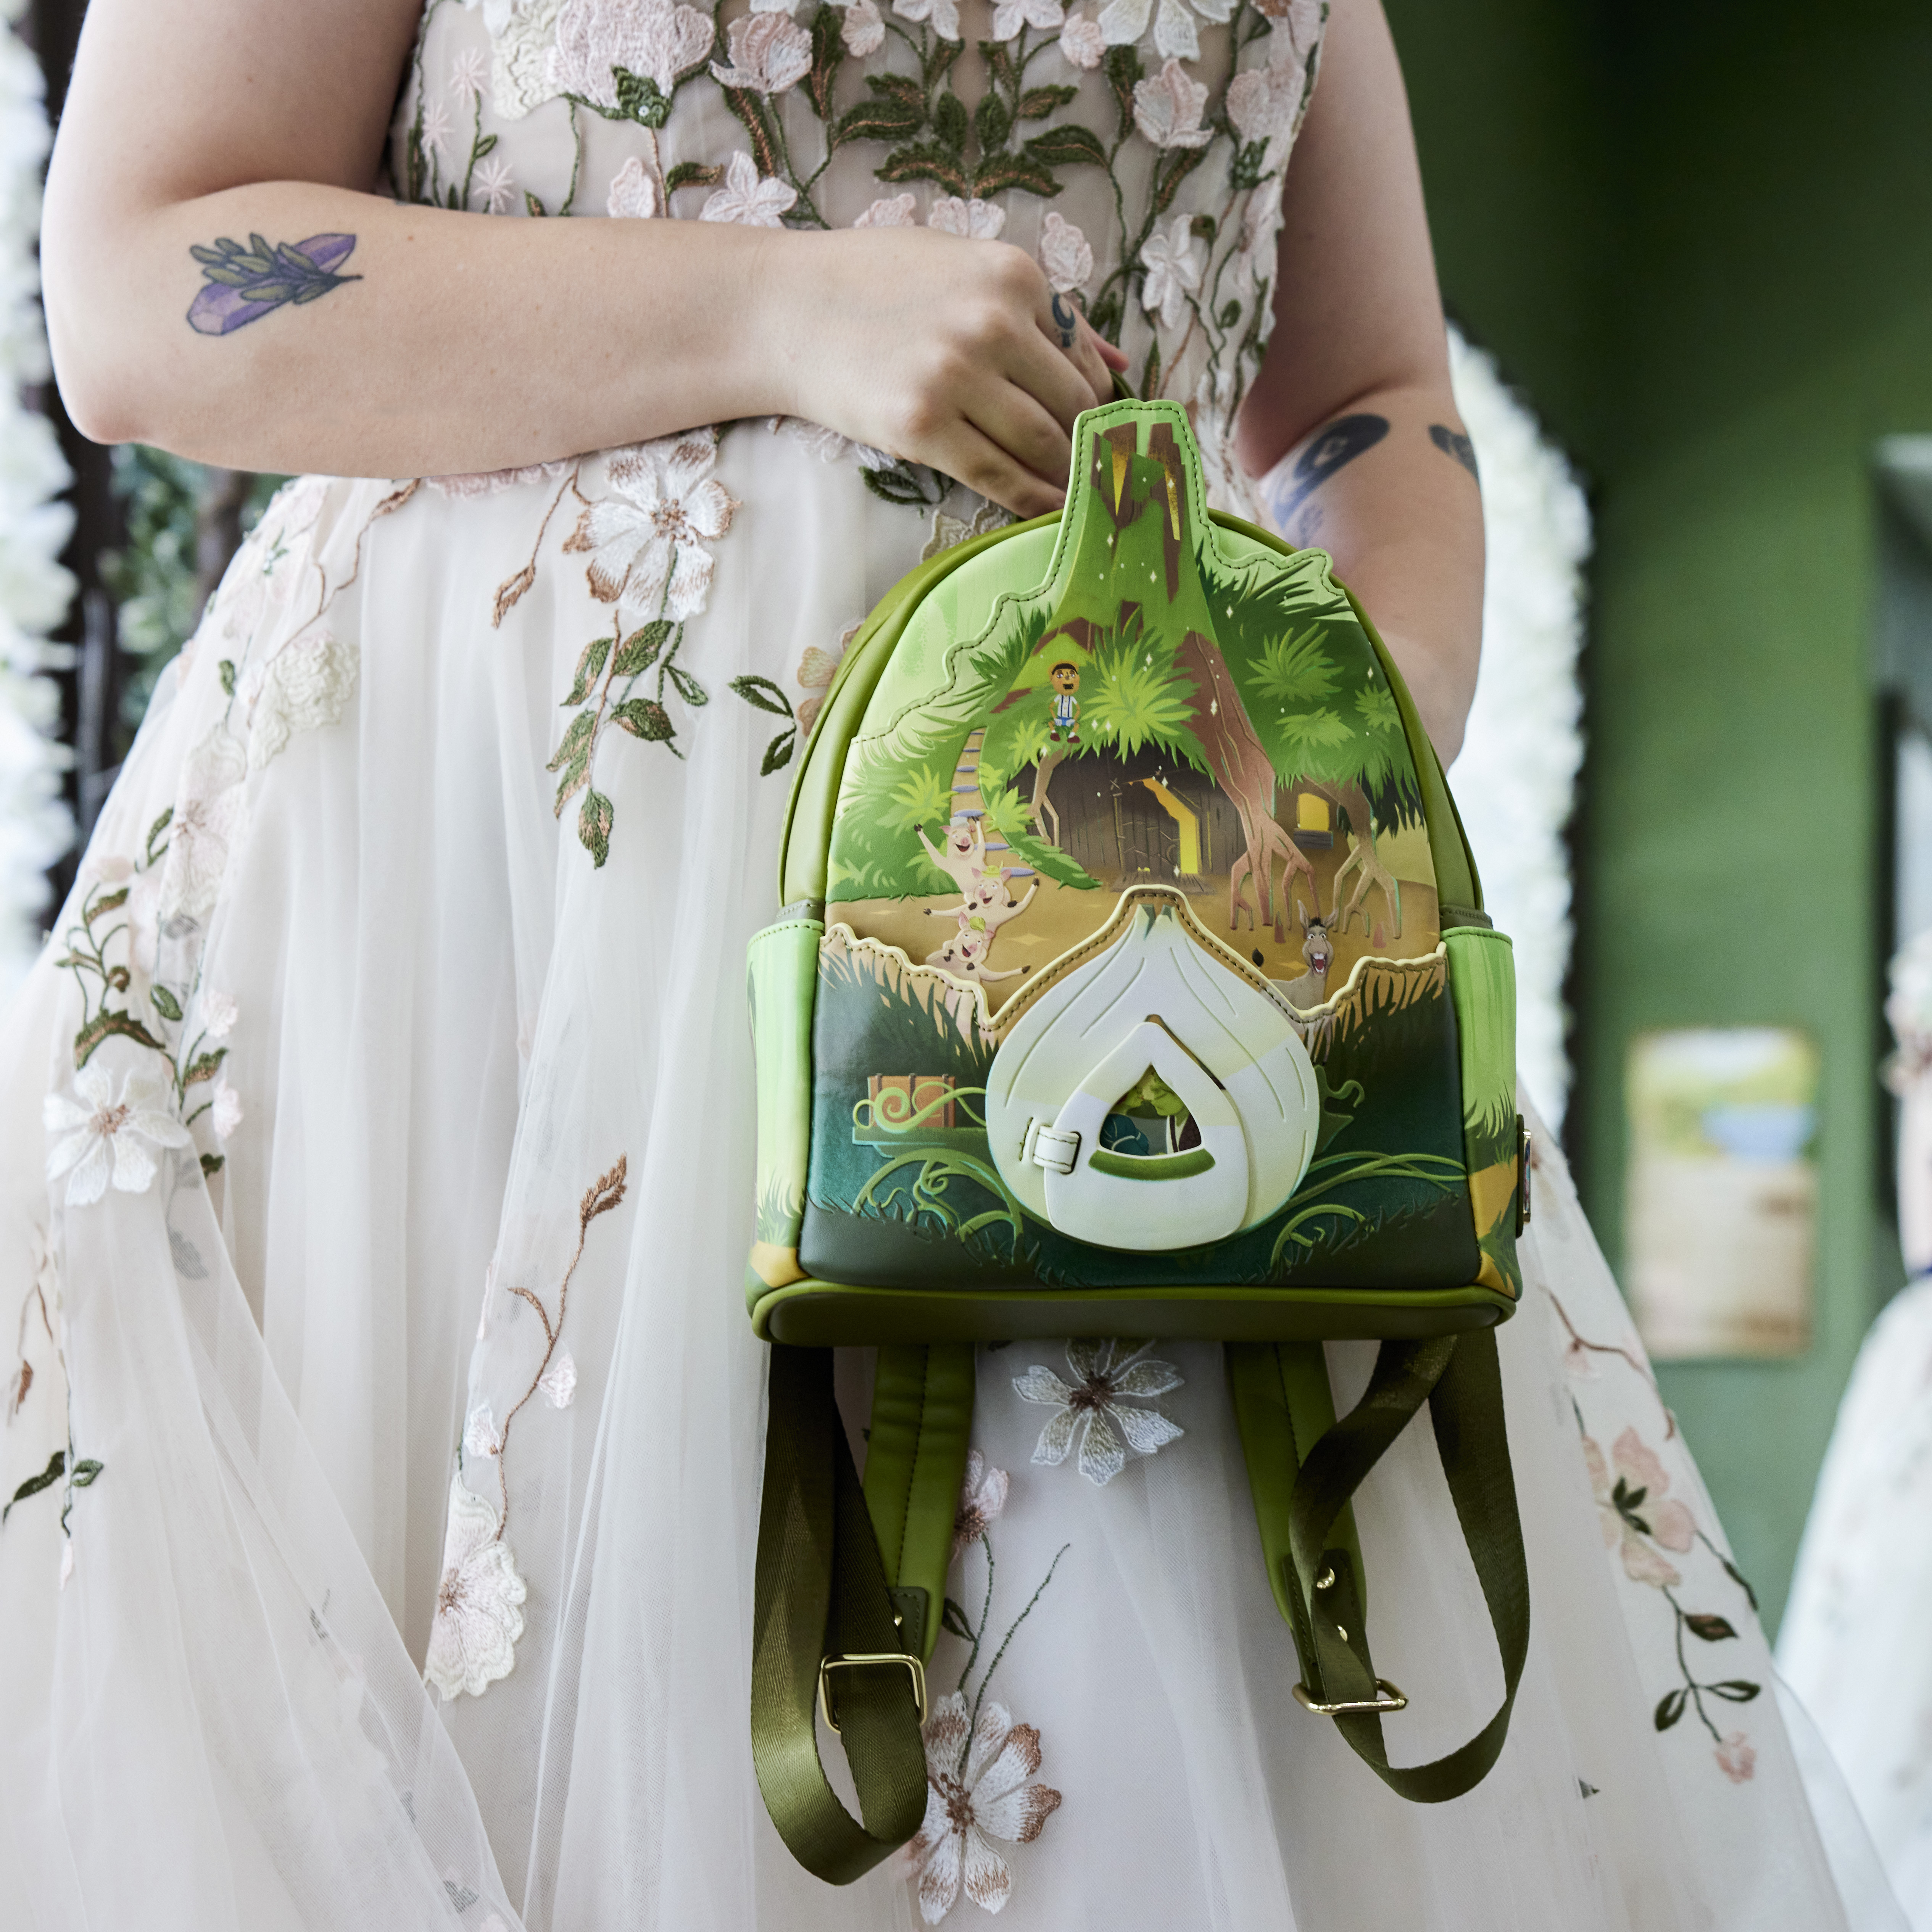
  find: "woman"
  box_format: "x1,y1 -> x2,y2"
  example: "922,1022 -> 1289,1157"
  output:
0,0 -> 1882,1923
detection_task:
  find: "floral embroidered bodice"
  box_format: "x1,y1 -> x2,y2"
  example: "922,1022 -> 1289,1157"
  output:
392,0 -> 1327,496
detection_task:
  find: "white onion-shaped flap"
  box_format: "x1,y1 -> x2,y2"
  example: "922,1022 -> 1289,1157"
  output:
986,897 -> 1321,1250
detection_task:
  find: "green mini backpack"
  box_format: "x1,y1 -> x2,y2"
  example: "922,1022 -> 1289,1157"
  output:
745,398 -> 1532,1882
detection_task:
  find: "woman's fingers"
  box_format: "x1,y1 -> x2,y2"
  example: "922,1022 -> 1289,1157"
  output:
964,378 -> 1081,499
931,416 -> 1066,518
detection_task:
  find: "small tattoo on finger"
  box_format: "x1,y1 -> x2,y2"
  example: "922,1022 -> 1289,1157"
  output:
1051,292 -> 1078,350
1429,423 -> 1480,480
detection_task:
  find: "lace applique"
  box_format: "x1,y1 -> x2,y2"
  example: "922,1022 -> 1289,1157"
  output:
244,630 -> 358,770
1012,1337 -> 1184,1484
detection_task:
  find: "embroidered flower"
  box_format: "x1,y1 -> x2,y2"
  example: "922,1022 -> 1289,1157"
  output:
1714,1731 -> 1757,1784
1059,10 -> 1104,65
473,155 -> 517,214
1098,0 -> 1230,63
246,630 -> 358,771
855,192 -> 918,227
1014,1339 -> 1183,1485
709,11 -> 813,93
894,0 -> 960,43
1228,185 -> 1283,290
1584,1427 -> 1697,1589
1132,57 -> 1212,149
699,150 -> 798,226
538,1350 -> 578,1408
772,417 -> 895,471
1226,64 -> 1289,147
991,0 -> 1062,41
920,502 -> 1011,562
160,726 -> 248,922
566,432 -> 740,624
421,97 -> 454,161
928,197 -> 1006,241
904,1694 -> 1061,1922
463,1403 -> 503,1459
1138,213 -> 1203,332
1037,212 -> 1093,294
199,989 -> 239,1039
607,155 -> 660,218
424,1475 -> 527,1700
795,618 -> 858,735
546,0 -> 714,107
952,1450 -> 1009,1561
1256,0 -> 1322,55
45,1066 -> 193,1207
841,0 -> 885,53
209,1078 -> 243,1143
450,47 -> 489,95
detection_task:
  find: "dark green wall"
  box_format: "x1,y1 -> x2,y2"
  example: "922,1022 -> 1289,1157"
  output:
1386,0 -> 1932,1630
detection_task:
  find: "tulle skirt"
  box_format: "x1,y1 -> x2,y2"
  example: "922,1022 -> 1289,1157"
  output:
0,447 -> 1896,1930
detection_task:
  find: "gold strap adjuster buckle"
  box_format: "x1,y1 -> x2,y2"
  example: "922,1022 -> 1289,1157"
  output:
818,1652 -> 928,1733
1292,1679 -> 1409,1717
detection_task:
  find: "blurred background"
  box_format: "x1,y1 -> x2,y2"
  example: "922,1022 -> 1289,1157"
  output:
2,0 -> 1925,1654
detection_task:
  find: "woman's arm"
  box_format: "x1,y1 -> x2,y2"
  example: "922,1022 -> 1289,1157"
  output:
1236,0 -> 1482,762
41,0 -> 1118,513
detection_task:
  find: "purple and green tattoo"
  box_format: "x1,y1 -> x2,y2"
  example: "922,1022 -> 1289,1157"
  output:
187,233 -> 360,336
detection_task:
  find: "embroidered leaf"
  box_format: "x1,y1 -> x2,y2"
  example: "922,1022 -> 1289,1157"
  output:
721,86 -> 782,178
578,788 -> 614,869
1708,1679 -> 1761,1703
975,151 -> 1060,199
941,1596 -> 975,1642
1717,1551 -> 1759,1612
665,160 -> 725,194
1141,338 -> 1161,399
565,635 -> 612,706
91,888 -> 129,916
150,985 -> 182,1022
1024,124 -> 1108,169
973,93 -> 1012,155
494,564 -> 537,626
474,133 -> 498,161
835,94 -> 926,147
580,1153 -> 629,1229
611,698 -> 674,741
613,620 -> 673,677
1190,212 -> 1217,243
372,480 -> 421,519
980,40 -> 1015,91
525,190 -> 548,218
184,1046 -> 228,1087
931,90 -> 968,155
878,145 -> 973,195
729,674 -> 793,718
1153,142 -> 1210,212
69,1459 -> 103,1488
1229,137 -> 1270,191
200,1151 -> 226,1176
612,67 -> 672,127
862,460 -> 943,507
665,663 -> 709,707
546,711 -> 597,773
1018,83 -> 1078,120
807,3 -> 844,121
9,1361 -> 31,1415
874,72 -> 928,109
552,750 -> 592,815
1652,1689 -> 1686,1732
3,1450 -> 64,1524
74,1010 -> 166,1068
1683,1613 -> 1737,1643
145,807 -> 174,865
1103,44 -> 1142,134
218,659 -> 237,697
760,727 -> 797,776
1088,291 -> 1123,343
1219,298 -> 1242,329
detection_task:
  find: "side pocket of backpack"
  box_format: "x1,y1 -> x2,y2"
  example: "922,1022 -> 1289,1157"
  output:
747,918 -> 825,1309
1444,925 -> 1522,1299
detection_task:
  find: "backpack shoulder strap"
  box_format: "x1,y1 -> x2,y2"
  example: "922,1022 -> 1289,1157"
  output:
1227,1330 -> 1529,1804
751,1344 -> 975,1882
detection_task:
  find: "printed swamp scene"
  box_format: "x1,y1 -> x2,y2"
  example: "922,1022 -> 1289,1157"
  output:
768,406 -> 1505,1300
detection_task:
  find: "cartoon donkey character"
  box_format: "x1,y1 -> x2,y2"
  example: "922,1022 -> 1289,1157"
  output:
1279,903 -> 1335,1012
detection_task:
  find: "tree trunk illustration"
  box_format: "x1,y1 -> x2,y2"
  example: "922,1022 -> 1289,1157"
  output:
1028,742 -> 1067,847
1175,630 -> 1318,933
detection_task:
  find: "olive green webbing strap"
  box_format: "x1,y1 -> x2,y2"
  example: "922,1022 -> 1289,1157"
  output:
751,1345 -> 930,1883
1229,1331 -> 1529,1805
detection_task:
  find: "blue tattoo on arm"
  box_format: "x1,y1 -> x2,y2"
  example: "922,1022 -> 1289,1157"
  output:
188,233 -> 362,336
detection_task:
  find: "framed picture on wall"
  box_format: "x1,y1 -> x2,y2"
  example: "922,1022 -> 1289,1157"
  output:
1624,1026 -> 1820,1359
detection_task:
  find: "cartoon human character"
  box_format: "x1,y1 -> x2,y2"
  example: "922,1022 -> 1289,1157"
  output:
1047,661 -> 1081,745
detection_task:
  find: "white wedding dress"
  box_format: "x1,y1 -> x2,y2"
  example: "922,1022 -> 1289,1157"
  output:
0,0 -> 1896,1926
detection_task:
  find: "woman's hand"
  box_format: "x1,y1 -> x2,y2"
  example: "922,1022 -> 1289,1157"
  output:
769,227 -> 1127,517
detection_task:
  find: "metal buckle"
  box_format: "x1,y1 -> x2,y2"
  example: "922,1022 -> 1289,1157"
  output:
818,1652 -> 929,1734
1292,1679 -> 1409,1717
1516,1116 -> 1534,1235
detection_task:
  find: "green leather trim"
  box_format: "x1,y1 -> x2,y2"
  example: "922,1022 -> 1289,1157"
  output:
751,1346 -> 928,1882
752,1280 -> 1514,1345
746,917 -> 824,1293
861,1343 -> 976,1661
1085,1145 -> 1217,1181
